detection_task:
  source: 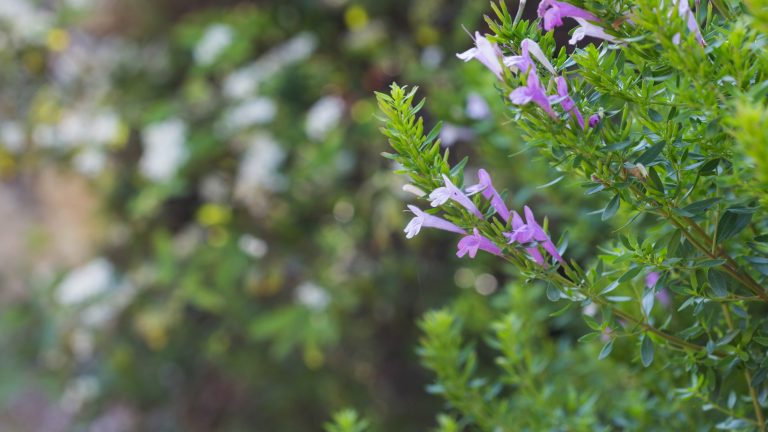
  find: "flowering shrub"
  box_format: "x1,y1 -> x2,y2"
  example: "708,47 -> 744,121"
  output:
378,0 -> 768,429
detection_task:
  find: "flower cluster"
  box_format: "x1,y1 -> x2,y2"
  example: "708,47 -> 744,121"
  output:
404,169 -> 564,267
457,0 -> 705,128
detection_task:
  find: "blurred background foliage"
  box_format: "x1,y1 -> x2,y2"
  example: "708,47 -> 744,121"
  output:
1,0 -> 611,430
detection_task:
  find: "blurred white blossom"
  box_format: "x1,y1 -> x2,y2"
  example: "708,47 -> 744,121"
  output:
466,93 -> 491,120
56,259 -> 114,305
73,148 -> 107,176
140,119 -> 187,182
0,121 -> 25,153
220,97 -> 277,132
295,282 -> 330,311
439,123 -> 474,147
238,234 -> 268,258
223,32 -> 317,99
305,96 -> 345,141
0,0 -> 52,41
194,24 -> 234,66
235,133 -> 285,197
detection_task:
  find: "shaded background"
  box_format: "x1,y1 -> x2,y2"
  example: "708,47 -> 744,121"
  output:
0,0 -> 605,430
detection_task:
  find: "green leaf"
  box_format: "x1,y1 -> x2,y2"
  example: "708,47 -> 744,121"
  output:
716,208 -> 754,243
647,166 -> 664,192
605,139 -> 634,151
578,332 -> 601,343
635,141 -> 665,165
450,156 -> 469,179
537,175 -> 565,189
647,109 -> 663,122
708,269 -> 729,297
680,198 -> 720,216
598,339 -> 614,360
546,283 -> 560,302
697,259 -> 726,268
602,194 -> 620,221
422,121 -> 442,149
600,280 -> 620,295
618,266 -> 643,283
641,335 -> 654,367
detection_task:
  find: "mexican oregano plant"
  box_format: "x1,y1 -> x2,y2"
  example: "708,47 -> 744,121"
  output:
377,0 -> 768,429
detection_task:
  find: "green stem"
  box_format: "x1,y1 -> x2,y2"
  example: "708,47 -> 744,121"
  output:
722,305 -> 766,431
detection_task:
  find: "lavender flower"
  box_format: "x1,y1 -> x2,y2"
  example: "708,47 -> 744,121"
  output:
645,271 -> 661,288
466,93 -> 491,120
538,0 -> 599,31
404,205 -> 466,239
509,71 -> 556,119
457,228 -> 502,258
429,174 -> 484,218
588,114 -> 600,127
569,18 -> 620,45
503,39 -> 556,76
456,32 -> 504,79
670,0 -> 705,46
554,76 -> 585,129
510,211 -> 546,265
466,169 -> 510,222
504,206 -> 564,265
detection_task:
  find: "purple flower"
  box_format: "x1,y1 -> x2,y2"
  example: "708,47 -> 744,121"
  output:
456,32 -> 504,79
656,288 -> 672,307
503,39 -> 556,76
510,211 -> 546,265
439,123 -> 474,147
538,0 -> 599,31
466,93 -> 491,120
457,228 -> 502,258
588,114 -> 600,127
509,71 -> 557,119
429,174 -> 484,218
466,168 -> 510,222
504,206 -> 565,266
645,271 -> 661,288
404,205 -> 466,239
554,76 -> 585,129
569,18 -> 620,45
670,0 -> 705,46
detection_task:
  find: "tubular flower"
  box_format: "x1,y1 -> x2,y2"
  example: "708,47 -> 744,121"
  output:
508,211 -> 546,265
404,205 -> 466,239
503,39 -> 556,76
466,168 -> 510,222
504,206 -> 564,266
569,18 -> 620,45
670,0 -> 705,46
588,114 -> 600,127
456,32 -> 504,79
554,76 -> 585,129
538,0 -> 599,31
429,174 -> 484,218
457,228 -> 503,258
509,71 -> 557,119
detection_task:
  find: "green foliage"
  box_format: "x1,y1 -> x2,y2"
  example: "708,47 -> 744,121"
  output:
378,0 -> 768,429
325,409 -> 370,432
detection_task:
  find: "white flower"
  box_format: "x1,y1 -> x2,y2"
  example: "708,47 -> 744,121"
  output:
194,24 -> 234,66
305,96 -> 345,141
73,148 -> 106,176
140,119 -> 187,182
238,234 -> 268,258
223,32 -> 317,99
56,258 -> 114,305
295,282 -> 330,311
220,97 -> 277,132
235,133 -> 286,196
0,121 -> 25,153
